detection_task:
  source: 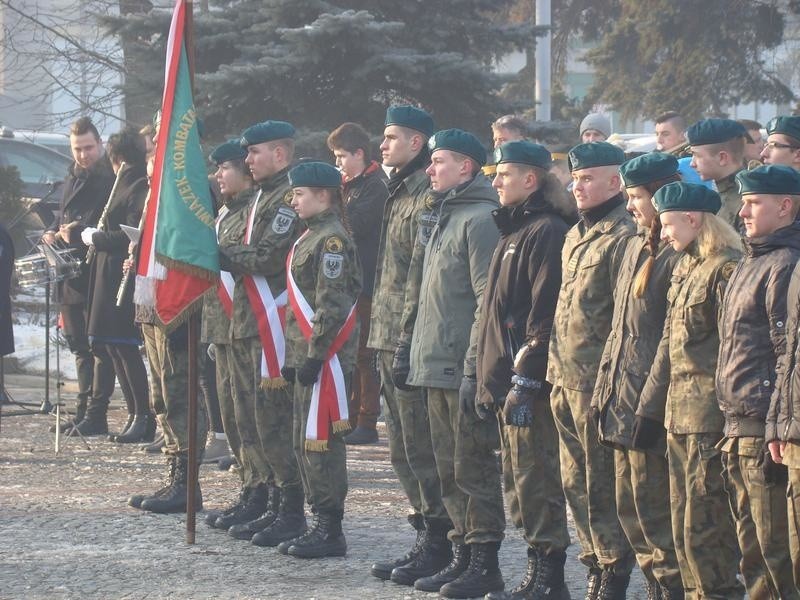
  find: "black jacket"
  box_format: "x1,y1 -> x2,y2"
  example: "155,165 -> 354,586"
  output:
0,223 -> 14,356
85,163 -> 148,341
717,222 -> 800,437
476,187 -> 573,405
56,156 -> 116,305
343,162 -> 387,298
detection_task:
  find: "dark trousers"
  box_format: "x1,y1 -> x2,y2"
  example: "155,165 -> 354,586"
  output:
199,343 -> 224,433
348,295 -> 380,430
104,343 -> 149,416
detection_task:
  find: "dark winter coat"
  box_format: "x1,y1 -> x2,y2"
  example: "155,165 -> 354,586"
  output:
476,187 -> 572,407
717,222 -> 800,437
0,222 -> 14,356
85,163 -> 148,341
342,161 -> 388,298
56,155 -> 116,305
768,261 -> 800,444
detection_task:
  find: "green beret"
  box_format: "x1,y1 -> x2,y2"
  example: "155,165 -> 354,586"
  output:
494,141 -> 552,169
737,165 -> 800,196
568,142 -> 625,172
288,161 -> 341,188
209,139 -> 247,165
686,118 -> 748,146
240,120 -> 295,147
766,116 -> 800,144
619,152 -> 679,188
384,105 -> 434,137
428,128 -> 487,166
652,181 -> 722,214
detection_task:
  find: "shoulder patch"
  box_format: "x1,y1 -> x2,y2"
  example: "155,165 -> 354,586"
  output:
322,252 -> 343,279
325,236 -> 344,253
721,261 -> 736,281
424,194 -> 436,209
272,206 -> 297,234
283,190 -> 294,205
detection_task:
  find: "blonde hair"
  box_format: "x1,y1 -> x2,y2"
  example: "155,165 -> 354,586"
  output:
695,212 -> 742,258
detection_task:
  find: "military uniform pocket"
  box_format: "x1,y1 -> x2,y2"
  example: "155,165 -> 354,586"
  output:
695,439 -> 723,497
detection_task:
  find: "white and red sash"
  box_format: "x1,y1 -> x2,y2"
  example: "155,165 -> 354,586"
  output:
243,191 -> 288,387
286,232 -> 357,451
215,205 -> 234,318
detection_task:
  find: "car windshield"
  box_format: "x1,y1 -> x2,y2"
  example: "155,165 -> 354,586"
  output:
1,141 -> 70,184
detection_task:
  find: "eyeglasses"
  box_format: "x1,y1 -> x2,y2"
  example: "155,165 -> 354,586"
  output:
764,141 -> 800,151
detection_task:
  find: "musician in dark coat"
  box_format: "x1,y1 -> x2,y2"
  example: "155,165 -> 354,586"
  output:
81,128 -> 152,441
43,117 -> 116,433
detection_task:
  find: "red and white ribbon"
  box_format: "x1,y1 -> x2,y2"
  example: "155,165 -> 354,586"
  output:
286,233 -> 357,451
215,205 -> 234,318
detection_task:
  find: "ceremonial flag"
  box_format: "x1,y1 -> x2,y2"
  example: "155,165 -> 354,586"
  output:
137,0 -> 217,329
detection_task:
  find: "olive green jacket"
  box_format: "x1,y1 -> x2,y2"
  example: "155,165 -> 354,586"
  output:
201,190 -> 251,344
715,170 -> 744,234
546,201 -> 636,392
220,169 -> 301,340
285,209 -> 362,373
637,245 -> 741,434
367,167 -> 432,351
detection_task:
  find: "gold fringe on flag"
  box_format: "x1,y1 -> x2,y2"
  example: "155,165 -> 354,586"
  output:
305,439 -> 329,452
155,254 -> 219,282
332,419 -> 352,435
155,294 -> 205,333
260,377 -> 289,390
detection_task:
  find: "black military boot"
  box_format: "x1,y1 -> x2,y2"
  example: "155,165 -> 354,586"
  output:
228,485 -> 281,540
212,482 -> 268,530
659,586 -> 684,600
413,543 -> 471,592
285,510 -> 346,558
251,485 -> 307,547
371,513 -> 426,580
488,548 -> 570,600
585,567 -> 603,600
128,456 -> 176,509
596,569 -> 630,600
645,580 -> 662,600
388,518 -> 452,586
205,486 -> 250,527
140,455 -> 203,514
438,542 -> 504,599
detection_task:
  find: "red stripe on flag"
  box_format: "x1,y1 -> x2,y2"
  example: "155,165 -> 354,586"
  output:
155,268 -> 211,327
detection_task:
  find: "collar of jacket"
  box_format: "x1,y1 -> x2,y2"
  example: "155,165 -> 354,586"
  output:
387,147 -> 430,194
226,187 -> 254,211
715,169 -> 742,194
344,160 -> 382,188
491,188 -> 550,235
259,167 -> 289,192
303,207 -> 340,230
578,193 -> 626,233
745,220 -> 800,257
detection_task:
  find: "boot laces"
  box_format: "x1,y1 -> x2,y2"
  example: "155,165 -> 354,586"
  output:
514,551 -> 539,592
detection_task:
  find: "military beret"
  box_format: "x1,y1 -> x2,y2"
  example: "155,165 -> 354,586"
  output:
240,120 -> 295,147
686,118 -> 748,146
209,139 -> 248,165
766,116 -> 800,144
619,152 -> 679,188
288,161 -> 341,188
384,105 -> 434,137
736,165 -> 800,196
568,142 -> 626,172
428,128 -> 487,166
652,181 -> 722,214
494,141 -> 552,169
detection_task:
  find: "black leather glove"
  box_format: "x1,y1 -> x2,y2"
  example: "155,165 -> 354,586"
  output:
459,375 -> 478,415
280,366 -> 296,383
762,445 -> 789,486
502,375 -> 541,427
630,415 -> 664,450
296,358 -> 325,386
391,337 -> 414,391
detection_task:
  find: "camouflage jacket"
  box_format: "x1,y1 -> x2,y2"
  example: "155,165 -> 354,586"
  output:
200,189 -> 251,345
715,170 -> 744,234
285,209 -> 362,373
220,169 -> 301,340
546,199 -> 635,392
367,166 -> 433,351
637,244 -> 741,434
592,231 -> 680,451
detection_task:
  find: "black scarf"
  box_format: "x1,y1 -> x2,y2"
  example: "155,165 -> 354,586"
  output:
580,193 -> 624,228
387,147 -> 430,194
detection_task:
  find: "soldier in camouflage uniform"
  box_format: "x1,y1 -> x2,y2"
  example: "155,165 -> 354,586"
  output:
277,161 -> 362,559
591,153 -> 683,599
406,129 -> 504,600
213,122 -> 305,549
638,182 -> 744,599
368,106 -> 452,585
547,142 -> 636,599
687,119 -> 748,233
716,166 -> 800,599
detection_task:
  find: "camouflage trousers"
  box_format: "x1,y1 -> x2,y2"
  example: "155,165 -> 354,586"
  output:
615,447 -> 682,591
426,387 -> 505,545
666,432 -> 744,599
721,436 -> 798,600
550,385 -> 634,571
292,374 -> 351,513
378,351 -> 448,525
141,323 -> 207,457
788,459 -> 800,589
500,400 -> 569,555
228,336 -> 298,491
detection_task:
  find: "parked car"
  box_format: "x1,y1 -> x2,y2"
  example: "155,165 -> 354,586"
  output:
1,127 -> 72,157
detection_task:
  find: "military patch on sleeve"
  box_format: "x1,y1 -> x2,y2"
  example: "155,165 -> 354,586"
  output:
322,252 -> 343,279
417,210 -> 439,246
721,261 -> 736,280
325,236 -> 344,253
283,190 -> 294,205
272,206 -> 297,234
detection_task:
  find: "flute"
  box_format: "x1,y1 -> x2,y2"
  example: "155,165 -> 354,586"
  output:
115,186 -> 150,307
85,161 -> 126,265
